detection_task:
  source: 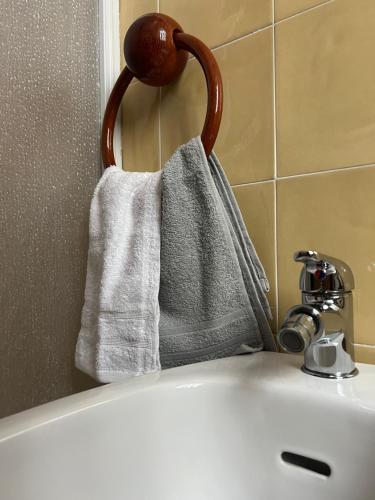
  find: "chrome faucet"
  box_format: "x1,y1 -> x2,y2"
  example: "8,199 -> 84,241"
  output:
277,250 -> 358,379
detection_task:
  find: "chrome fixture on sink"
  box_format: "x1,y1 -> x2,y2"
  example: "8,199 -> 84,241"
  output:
277,250 -> 358,379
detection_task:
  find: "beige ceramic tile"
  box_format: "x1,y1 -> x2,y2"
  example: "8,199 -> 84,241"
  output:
275,0 -> 330,22
233,181 -> 276,331
277,166 -> 375,348
119,0 -> 157,69
121,82 -> 160,172
276,0 -> 375,176
354,345 -> 375,365
160,28 -> 274,184
160,0 -> 272,49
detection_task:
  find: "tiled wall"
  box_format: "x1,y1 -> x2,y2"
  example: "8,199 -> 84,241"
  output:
120,0 -> 375,364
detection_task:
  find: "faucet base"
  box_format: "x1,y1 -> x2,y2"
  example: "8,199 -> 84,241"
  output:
301,365 -> 359,379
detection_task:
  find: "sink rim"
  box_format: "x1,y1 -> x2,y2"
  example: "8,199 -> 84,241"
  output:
1,352 -> 374,442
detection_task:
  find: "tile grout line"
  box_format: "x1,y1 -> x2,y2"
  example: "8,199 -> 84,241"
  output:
272,0 -> 279,334
230,161 -> 375,189
211,23 -> 272,53
275,0 -> 335,25
353,343 -> 375,349
272,181 -> 279,315
278,161 -> 375,180
231,179 -> 275,188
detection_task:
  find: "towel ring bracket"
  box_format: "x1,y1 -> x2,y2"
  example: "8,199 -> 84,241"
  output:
101,13 -> 223,167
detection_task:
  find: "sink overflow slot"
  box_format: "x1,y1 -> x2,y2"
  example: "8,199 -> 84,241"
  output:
281,451 -> 331,477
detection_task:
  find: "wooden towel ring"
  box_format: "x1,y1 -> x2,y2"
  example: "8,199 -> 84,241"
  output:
101,13 -> 223,167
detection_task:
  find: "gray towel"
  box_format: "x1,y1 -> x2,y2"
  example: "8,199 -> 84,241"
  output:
159,137 -> 276,368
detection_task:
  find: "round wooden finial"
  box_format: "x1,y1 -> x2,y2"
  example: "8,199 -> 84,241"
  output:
124,13 -> 188,87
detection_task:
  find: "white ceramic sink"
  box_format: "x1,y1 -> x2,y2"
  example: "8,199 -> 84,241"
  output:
1,352 -> 374,500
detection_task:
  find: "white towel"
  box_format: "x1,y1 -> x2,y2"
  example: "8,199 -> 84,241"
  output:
75,166 -> 162,383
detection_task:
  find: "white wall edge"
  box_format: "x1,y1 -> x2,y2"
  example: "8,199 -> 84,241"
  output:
99,0 -> 122,169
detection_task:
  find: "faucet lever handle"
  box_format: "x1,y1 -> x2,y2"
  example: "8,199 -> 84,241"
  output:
294,250 -> 354,293
294,250 -> 320,263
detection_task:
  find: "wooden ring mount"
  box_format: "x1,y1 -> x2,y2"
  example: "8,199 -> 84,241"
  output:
124,13 -> 188,86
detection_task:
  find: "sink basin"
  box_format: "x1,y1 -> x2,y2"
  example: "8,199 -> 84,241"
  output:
1,352 -> 374,500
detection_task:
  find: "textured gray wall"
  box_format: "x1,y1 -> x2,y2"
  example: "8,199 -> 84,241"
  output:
0,1 -> 101,417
